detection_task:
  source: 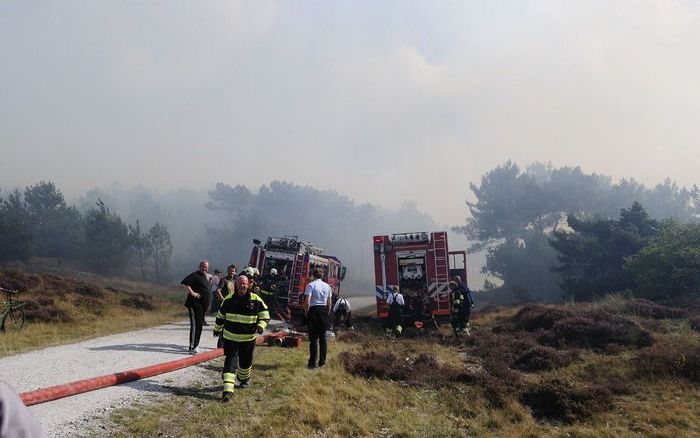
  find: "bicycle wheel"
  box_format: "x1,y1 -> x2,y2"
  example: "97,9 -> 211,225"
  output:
3,306 -> 25,331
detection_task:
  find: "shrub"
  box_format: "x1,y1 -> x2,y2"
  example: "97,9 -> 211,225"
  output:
75,283 -> 104,298
72,296 -> 105,315
635,343 -> 700,382
120,293 -> 154,311
539,314 -> 653,351
623,299 -> 687,320
0,270 -> 40,292
42,274 -> 76,296
501,305 -> 575,332
520,379 -> 612,423
339,351 -> 480,388
689,315 -> 700,332
24,297 -> 71,323
513,346 -> 579,372
465,330 -> 538,365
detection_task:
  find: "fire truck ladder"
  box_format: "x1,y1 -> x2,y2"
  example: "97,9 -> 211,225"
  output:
432,233 -> 449,311
291,253 -> 305,306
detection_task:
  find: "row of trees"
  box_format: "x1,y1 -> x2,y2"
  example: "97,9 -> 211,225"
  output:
0,181 -> 172,282
205,180 -> 439,290
551,202 -> 700,302
462,162 -> 699,304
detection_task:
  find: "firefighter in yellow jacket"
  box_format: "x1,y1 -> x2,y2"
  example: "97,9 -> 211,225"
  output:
213,275 -> 270,402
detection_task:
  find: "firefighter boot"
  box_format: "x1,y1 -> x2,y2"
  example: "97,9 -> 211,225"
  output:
222,372 -> 235,402
236,366 -> 252,389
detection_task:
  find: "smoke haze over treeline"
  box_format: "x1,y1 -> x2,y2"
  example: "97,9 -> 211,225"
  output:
1,161 -> 697,301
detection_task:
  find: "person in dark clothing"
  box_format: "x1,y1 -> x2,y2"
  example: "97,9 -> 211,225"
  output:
385,286 -> 404,336
304,268 -> 332,369
213,275 -> 269,402
452,276 -> 475,335
449,281 -> 466,336
181,260 -> 211,354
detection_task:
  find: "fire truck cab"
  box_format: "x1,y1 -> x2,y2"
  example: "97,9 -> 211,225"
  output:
374,231 -> 467,323
250,236 -> 346,320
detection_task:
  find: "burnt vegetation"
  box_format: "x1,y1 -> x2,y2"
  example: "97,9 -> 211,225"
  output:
339,299 -> 699,425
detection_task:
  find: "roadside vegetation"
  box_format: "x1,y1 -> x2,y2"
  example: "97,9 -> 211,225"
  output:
0,268 -> 182,357
103,296 -> 700,438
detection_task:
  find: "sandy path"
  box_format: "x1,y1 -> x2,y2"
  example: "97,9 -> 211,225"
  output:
0,316 -> 231,437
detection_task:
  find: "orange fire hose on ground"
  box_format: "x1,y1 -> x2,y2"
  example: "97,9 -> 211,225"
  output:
20,348 -> 225,406
19,332 -> 302,406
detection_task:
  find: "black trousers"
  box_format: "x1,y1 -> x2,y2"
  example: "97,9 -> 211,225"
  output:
308,305 -> 330,367
187,302 -> 206,349
222,339 -> 255,379
333,310 -> 352,329
210,291 -> 221,315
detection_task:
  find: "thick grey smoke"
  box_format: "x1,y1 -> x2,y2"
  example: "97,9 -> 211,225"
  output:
1,1 -> 699,227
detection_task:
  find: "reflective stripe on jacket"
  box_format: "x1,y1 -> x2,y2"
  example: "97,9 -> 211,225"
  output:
214,292 -> 270,343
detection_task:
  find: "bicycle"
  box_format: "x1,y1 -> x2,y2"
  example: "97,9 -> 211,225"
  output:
1,286 -> 26,332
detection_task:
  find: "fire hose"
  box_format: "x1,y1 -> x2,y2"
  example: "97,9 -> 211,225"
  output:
19,332 -> 302,406
20,348 -> 225,406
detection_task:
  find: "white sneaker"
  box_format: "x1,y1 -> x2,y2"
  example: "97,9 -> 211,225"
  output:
189,347 -> 200,355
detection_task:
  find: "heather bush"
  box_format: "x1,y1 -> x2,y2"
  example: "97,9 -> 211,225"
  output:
513,346 -> 579,372
500,305 -> 575,332
339,351 -> 480,388
72,296 -> 105,315
520,379 -> 612,423
689,315 -> 700,332
74,283 -> 104,298
465,330 -> 538,365
41,274 -> 77,296
24,297 -> 71,323
539,315 -> 653,351
0,270 -> 40,292
635,343 -> 700,382
120,293 -> 154,310
623,299 -> 687,320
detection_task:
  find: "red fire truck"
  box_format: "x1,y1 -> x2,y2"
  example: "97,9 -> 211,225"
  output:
250,236 -> 346,320
374,231 -> 467,323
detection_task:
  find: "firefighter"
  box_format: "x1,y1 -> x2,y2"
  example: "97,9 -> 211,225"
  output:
452,275 -> 474,334
213,275 -> 270,402
385,285 -> 404,337
449,281 -> 466,336
259,268 -> 279,310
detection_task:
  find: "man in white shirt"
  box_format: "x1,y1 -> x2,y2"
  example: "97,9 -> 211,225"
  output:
304,268 -> 332,368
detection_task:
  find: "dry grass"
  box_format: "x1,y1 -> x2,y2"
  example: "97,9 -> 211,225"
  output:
97,298 -> 700,437
0,268 -> 182,357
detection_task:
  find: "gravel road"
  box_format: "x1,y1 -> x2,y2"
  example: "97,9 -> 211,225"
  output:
0,297 -> 376,437
0,316 -> 232,437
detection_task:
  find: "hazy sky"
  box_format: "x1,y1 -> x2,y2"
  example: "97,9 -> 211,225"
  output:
1,1 -> 699,225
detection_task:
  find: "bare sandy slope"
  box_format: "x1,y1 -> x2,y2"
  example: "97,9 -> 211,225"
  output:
0,316 -> 228,437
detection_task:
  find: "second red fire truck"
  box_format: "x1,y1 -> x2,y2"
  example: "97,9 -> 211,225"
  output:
374,231 -> 467,324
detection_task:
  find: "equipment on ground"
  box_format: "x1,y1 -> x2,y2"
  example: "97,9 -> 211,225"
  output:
373,231 -> 467,328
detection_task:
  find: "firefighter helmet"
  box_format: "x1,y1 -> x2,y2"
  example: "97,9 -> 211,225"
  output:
270,268 -> 278,275
242,267 -> 256,278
